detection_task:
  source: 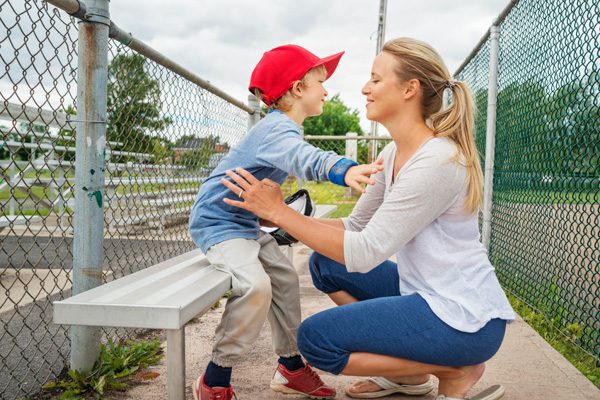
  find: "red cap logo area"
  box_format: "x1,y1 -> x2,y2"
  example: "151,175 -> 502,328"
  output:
249,44 -> 344,106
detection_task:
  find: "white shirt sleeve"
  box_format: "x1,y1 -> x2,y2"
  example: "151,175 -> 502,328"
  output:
343,143 -> 467,273
341,143 -> 394,232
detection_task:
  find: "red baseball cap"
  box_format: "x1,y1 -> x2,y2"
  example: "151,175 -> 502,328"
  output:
249,44 -> 344,106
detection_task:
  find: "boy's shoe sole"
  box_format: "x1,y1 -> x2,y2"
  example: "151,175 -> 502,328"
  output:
192,377 -> 201,400
270,382 -> 336,400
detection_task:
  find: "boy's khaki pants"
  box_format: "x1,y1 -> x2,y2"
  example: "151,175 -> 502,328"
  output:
205,232 -> 301,367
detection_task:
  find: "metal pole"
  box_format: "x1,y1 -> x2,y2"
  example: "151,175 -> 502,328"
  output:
481,26 -> 500,249
57,164 -> 65,230
247,94 -> 261,130
345,132 -> 358,197
297,125 -> 305,189
454,0 -> 519,77
368,0 -> 387,162
110,23 -> 254,114
70,0 -> 110,373
304,135 -> 390,141
167,329 -> 186,400
45,0 -> 255,115
9,162 -> 15,216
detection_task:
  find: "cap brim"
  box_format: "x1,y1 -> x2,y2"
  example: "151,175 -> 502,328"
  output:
314,51 -> 345,80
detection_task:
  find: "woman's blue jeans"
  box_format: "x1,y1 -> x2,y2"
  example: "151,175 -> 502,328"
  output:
297,252 -> 507,375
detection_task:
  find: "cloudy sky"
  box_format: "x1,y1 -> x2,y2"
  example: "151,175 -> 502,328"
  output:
106,1 -> 509,132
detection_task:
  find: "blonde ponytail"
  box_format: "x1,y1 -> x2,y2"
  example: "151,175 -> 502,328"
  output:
382,38 -> 483,214
430,82 -> 483,214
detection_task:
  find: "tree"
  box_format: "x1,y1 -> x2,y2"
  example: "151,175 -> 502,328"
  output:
302,94 -> 363,137
485,68 -> 598,192
302,94 -> 364,156
178,134 -> 229,168
106,54 -> 172,160
544,67 -> 599,181
493,81 -> 549,190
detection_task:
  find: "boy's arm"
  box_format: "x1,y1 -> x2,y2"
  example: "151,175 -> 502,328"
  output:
255,125 -> 355,183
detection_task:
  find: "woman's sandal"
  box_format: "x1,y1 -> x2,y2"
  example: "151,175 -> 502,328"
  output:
345,376 -> 435,398
437,384 -> 505,400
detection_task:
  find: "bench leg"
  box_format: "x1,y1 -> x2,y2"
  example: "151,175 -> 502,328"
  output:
167,328 -> 186,400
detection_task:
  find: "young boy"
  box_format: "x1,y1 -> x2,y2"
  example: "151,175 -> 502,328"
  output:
189,44 -> 382,400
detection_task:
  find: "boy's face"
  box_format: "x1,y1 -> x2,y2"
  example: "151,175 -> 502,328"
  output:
298,68 -> 328,117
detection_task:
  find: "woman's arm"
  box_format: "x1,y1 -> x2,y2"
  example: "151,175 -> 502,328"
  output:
340,142 -> 391,231
272,207 -> 346,263
314,218 -> 345,229
222,169 -> 346,263
222,142 -> 465,272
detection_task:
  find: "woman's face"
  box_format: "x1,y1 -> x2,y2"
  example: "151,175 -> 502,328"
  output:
361,52 -> 405,123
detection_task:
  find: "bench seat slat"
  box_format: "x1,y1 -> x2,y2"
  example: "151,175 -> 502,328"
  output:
90,253 -> 208,303
53,250 -> 231,329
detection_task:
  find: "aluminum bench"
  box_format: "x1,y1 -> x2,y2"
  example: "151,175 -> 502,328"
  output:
53,204 -> 337,399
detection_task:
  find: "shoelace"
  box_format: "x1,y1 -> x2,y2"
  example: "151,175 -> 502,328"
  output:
304,364 -> 324,386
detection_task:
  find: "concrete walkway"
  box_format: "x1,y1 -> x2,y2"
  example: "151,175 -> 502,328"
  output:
107,245 -> 600,400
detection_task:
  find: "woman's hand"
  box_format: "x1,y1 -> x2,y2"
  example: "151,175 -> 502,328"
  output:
221,168 -> 287,222
344,158 -> 384,193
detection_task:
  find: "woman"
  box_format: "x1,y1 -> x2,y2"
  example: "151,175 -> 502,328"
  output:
221,37 -> 515,400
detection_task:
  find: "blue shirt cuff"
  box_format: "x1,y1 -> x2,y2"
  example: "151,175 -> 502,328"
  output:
328,158 -> 358,187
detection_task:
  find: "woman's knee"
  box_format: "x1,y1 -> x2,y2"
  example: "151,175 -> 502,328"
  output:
297,313 -> 349,375
308,252 -> 338,293
297,316 -> 326,367
478,318 -> 507,362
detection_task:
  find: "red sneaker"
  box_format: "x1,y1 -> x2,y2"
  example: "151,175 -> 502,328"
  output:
192,374 -> 236,400
270,363 -> 336,399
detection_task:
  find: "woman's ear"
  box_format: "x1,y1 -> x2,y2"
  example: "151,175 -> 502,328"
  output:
404,78 -> 420,100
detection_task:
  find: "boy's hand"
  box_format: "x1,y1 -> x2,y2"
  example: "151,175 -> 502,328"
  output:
344,158 -> 384,193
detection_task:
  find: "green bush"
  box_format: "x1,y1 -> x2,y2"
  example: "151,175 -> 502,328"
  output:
44,339 -> 163,399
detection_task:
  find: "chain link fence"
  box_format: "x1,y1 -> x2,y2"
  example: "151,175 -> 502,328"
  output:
455,0 -> 599,360
0,1 -> 251,399
1,0 -> 598,399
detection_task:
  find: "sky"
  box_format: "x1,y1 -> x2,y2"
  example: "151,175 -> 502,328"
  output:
1,0 -> 510,136
106,1 -> 510,133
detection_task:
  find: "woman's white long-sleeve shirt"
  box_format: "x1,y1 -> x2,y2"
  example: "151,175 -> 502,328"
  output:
342,138 -> 515,332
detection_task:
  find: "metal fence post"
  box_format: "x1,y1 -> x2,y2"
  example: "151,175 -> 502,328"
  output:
9,161 -> 15,216
345,132 -> 358,197
71,0 -> 110,373
247,94 -> 261,129
57,162 -> 65,230
297,125 -> 305,188
481,25 -> 500,249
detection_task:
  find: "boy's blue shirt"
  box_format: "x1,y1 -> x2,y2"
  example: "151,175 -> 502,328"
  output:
189,110 -> 355,253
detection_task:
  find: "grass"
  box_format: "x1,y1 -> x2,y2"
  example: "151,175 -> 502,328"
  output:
508,294 -> 600,388
42,339 -> 163,399
0,185 -> 51,201
281,180 -> 358,218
